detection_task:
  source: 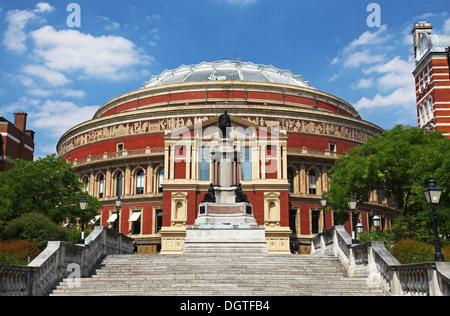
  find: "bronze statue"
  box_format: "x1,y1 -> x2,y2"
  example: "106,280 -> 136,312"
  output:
202,183 -> 216,203
235,183 -> 249,203
218,110 -> 231,138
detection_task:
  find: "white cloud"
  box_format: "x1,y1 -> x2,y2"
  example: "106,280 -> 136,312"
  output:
352,78 -> 374,89
343,49 -> 384,68
354,86 -> 415,109
2,3 -> 54,53
22,64 -> 70,86
3,9 -> 36,53
345,25 -> 389,52
30,26 -> 153,80
363,56 -> 415,90
34,2 -> 55,13
444,18 -> 450,33
30,100 -> 98,137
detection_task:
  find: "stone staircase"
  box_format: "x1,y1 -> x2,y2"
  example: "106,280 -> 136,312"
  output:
49,253 -> 385,296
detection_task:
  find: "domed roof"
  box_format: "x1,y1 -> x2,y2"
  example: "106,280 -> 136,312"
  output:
142,60 -> 313,89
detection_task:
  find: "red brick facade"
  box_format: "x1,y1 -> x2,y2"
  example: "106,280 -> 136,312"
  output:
0,113 -> 35,171
412,22 -> 450,137
57,62 -> 396,253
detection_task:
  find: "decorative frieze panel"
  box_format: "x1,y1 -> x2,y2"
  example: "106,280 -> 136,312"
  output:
59,115 -> 372,156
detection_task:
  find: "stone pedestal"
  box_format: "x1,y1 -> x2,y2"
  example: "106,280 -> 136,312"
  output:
183,136 -> 267,253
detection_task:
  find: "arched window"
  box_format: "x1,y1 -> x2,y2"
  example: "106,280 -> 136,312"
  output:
287,168 -> 295,193
158,168 -> 164,193
136,170 -> 144,195
115,171 -> 123,197
427,97 -> 433,119
98,174 -> 104,198
419,106 -> 424,126
309,170 -> 317,195
241,147 -> 252,181
199,146 -> 210,181
83,177 -> 89,194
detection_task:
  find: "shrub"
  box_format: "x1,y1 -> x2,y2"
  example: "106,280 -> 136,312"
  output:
392,239 -> 435,264
1,213 -> 68,250
0,240 -> 40,265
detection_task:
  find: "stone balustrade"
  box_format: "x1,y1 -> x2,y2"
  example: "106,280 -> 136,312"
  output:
0,226 -> 133,296
311,226 -> 450,296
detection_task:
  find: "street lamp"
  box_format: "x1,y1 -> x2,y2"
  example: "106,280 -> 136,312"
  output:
373,214 -> 380,231
423,175 -> 444,262
348,192 -> 358,244
115,195 -> 122,233
320,194 -> 327,232
356,221 -> 364,235
79,194 -> 89,245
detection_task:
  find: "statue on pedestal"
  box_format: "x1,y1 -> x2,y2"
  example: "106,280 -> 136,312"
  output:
235,183 -> 249,203
218,110 -> 231,139
202,183 -> 216,203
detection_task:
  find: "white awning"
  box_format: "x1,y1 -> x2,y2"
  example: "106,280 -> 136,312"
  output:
107,213 -> 117,223
89,215 -> 101,225
129,211 -> 141,222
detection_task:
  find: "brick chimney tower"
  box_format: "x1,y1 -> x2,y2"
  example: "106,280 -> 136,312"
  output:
14,112 -> 28,131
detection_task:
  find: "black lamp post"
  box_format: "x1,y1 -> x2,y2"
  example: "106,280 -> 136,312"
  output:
79,194 -> 89,245
115,195 -> 122,233
348,192 -> 358,244
423,175 -> 444,262
320,194 -> 327,232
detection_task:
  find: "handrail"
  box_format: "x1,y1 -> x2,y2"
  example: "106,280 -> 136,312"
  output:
0,226 -> 133,296
311,226 -> 450,296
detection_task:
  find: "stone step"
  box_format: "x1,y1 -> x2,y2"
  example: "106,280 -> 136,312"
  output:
49,254 -> 385,296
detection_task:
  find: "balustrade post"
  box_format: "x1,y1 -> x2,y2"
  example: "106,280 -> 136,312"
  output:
427,266 -> 442,296
390,269 -> 402,295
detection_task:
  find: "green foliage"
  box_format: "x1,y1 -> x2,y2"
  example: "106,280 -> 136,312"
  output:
359,229 -> 397,252
0,240 -> 41,265
393,239 -> 435,264
327,125 -> 450,242
1,213 -> 68,250
0,154 -> 103,230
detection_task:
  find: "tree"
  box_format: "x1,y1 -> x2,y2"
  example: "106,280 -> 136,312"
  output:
327,125 -> 450,242
0,154 -> 102,229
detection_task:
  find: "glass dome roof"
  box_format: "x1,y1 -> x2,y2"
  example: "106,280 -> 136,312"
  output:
142,60 -> 313,89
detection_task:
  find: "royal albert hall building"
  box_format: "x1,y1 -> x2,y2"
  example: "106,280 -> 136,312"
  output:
57,60 -> 396,254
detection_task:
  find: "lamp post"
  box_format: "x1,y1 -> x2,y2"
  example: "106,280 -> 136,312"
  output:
348,192 -> 358,244
320,194 -> 328,232
423,175 -> 444,262
373,214 -> 380,231
356,221 -> 364,236
78,194 -> 89,245
115,195 -> 122,233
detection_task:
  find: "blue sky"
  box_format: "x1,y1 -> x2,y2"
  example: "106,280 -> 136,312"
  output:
1,0 -> 449,158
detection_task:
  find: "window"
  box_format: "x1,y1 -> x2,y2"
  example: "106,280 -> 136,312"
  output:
241,147 -> 252,181
98,174 -> 104,198
309,170 -> 317,195
427,65 -> 430,84
136,170 -> 144,195
428,97 -> 433,119
117,142 -> 124,156
155,209 -> 163,233
129,211 -> 141,235
311,211 -> 320,234
199,146 -> 210,181
158,168 -> 164,193
115,172 -> 123,196
329,142 -> 336,152
287,168 -> 295,193
83,177 -> 89,194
